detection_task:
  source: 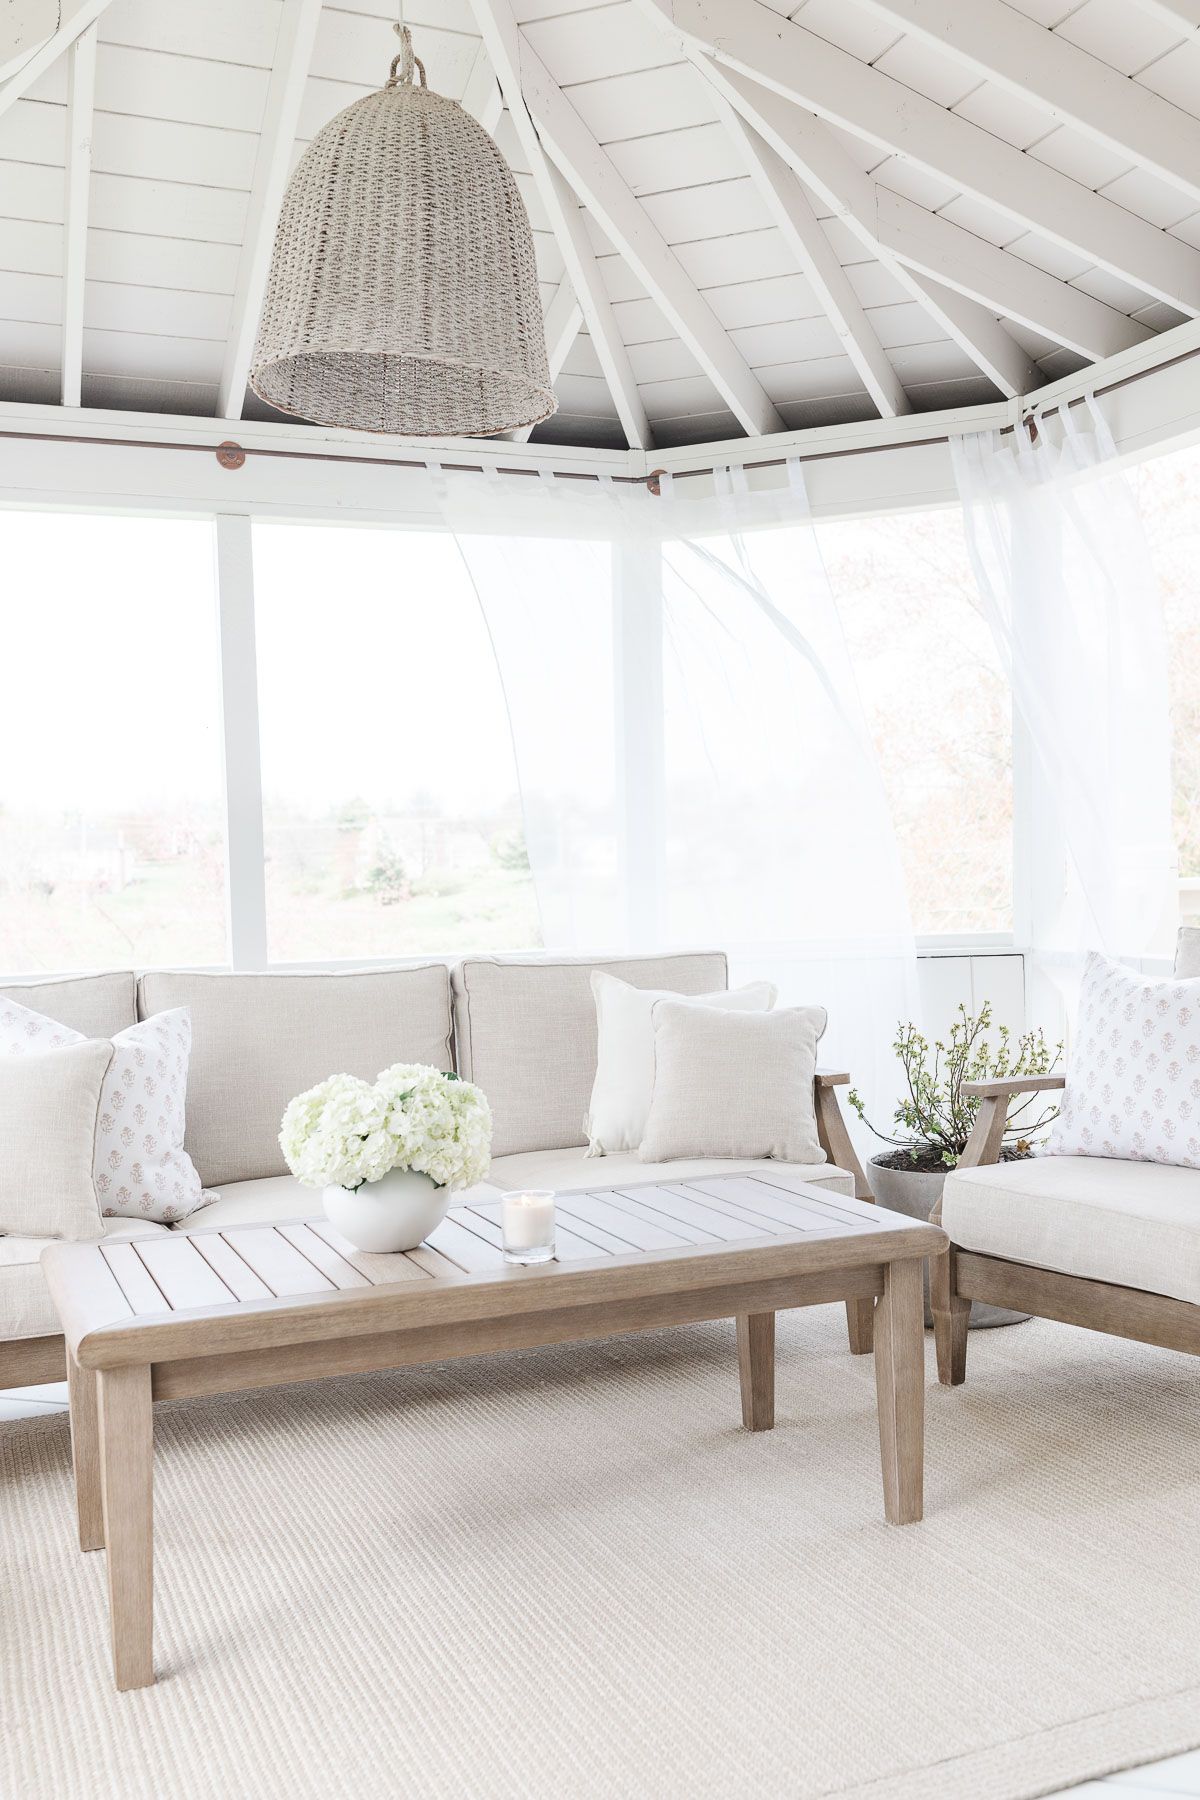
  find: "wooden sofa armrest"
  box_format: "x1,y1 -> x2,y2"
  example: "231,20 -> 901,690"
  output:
812,1072 -> 871,1201
962,1075 -> 1066,1099
951,1073 -> 1066,1190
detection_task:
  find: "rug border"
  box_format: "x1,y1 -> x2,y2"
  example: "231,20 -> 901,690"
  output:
832,1684 -> 1200,1800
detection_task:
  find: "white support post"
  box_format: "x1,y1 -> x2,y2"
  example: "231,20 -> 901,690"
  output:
613,540 -> 665,949
214,514 -> 269,970
61,20 -> 96,408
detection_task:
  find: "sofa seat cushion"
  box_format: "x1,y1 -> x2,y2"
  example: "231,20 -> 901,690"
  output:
489,1147 -> 856,1198
179,1177 -> 312,1230
941,1155 -> 1200,1307
1,1218 -> 170,1341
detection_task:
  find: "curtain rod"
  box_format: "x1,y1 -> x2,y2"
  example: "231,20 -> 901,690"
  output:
2,340 -> 1198,488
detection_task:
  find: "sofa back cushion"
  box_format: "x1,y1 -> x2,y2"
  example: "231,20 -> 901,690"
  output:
137,966 -> 454,1188
453,952 -> 728,1157
0,971 -> 136,1039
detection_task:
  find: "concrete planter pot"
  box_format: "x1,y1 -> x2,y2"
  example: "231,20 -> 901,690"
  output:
868,1156 -> 1028,1330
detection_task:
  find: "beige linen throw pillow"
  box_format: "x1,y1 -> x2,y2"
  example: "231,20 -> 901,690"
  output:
586,970 -> 777,1156
639,1001 -> 827,1165
0,1037 -> 113,1240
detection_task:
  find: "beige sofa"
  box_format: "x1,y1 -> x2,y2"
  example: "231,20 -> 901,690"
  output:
1,950 -> 867,1390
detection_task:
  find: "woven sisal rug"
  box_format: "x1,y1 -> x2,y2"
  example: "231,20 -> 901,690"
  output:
3,1308 -> 1199,1800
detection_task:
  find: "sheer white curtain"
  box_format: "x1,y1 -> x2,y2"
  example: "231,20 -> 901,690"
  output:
951,398 -> 1176,1015
426,458 -> 919,1133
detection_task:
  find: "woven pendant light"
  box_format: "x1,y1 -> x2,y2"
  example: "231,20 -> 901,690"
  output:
249,26 -> 557,438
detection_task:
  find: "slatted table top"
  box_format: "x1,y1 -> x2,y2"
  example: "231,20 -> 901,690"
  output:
42,1172 -> 944,1373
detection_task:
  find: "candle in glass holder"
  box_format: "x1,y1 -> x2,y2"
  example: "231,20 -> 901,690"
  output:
501,1189 -> 556,1264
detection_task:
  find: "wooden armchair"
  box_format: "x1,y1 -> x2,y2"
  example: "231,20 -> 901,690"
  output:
931,1073 -> 1200,1385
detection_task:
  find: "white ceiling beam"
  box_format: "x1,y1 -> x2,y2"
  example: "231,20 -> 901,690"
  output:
468,0 -> 651,449
60,19 -> 96,408
711,65 -> 1149,363
517,37 -> 784,438
855,0 -> 1200,211
717,101 -> 910,417
461,39 -> 503,135
637,0 -> 1200,316
1127,0 -> 1200,33
511,278 -> 583,441
216,0 -> 323,420
0,0 -> 115,120
692,60 -> 1038,396
875,188 -> 1149,361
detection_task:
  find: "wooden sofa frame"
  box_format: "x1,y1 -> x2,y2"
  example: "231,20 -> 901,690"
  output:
1,1070 -> 877,1394
931,1073 -> 1200,1384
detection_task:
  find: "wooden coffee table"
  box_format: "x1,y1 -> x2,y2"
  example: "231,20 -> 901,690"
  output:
42,1172 -> 945,1690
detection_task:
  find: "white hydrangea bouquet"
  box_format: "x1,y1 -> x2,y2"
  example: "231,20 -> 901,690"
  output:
280,1064 -> 492,1253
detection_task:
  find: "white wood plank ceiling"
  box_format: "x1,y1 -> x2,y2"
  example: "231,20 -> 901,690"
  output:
0,0 -> 1199,450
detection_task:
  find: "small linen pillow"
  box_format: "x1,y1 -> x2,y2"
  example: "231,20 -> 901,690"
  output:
0,1038 -> 113,1240
1049,951 -> 1200,1167
639,1000 -> 828,1165
585,970 -> 777,1156
0,997 -> 206,1223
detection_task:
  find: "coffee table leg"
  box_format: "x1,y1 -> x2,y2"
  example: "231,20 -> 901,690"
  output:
873,1258 -> 924,1525
97,1364 -> 155,1690
844,1297 -> 874,1355
67,1352 -> 104,1552
737,1311 -> 775,1430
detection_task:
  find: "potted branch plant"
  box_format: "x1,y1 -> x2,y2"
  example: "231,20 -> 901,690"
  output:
848,1002 -> 1062,1328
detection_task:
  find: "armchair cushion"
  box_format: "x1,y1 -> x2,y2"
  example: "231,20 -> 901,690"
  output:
941,1155 -> 1200,1307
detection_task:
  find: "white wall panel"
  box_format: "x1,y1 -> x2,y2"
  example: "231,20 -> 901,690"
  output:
624,336 -> 702,383
85,232 -> 241,294
522,3 -> 677,85
92,45 -> 269,133
760,353 -> 873,403
563,63 -> 713,145
84,283 -> 231,340
604,121 -> 743,194
102,0 -> 283,67
729,314 -> 847,366
87,173 -> 248,243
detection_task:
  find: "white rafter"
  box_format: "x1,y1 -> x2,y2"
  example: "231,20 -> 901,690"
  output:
468,0 -> 651,449
517,36 -> 784,437
0,0 -> 114,119
60,19 -> 96,408
216,0 -> 323,421
693,60 -> 1038,397
1127,0 -> 1200,33
702,60 -> 1149,365
855,0 -> 1200,210
636,0 -> 1200,317
718,100 -> 909,417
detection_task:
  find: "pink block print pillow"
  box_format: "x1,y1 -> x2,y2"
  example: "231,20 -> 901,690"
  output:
1049,951 -> 1200,1168
0,997 -> 208,1223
